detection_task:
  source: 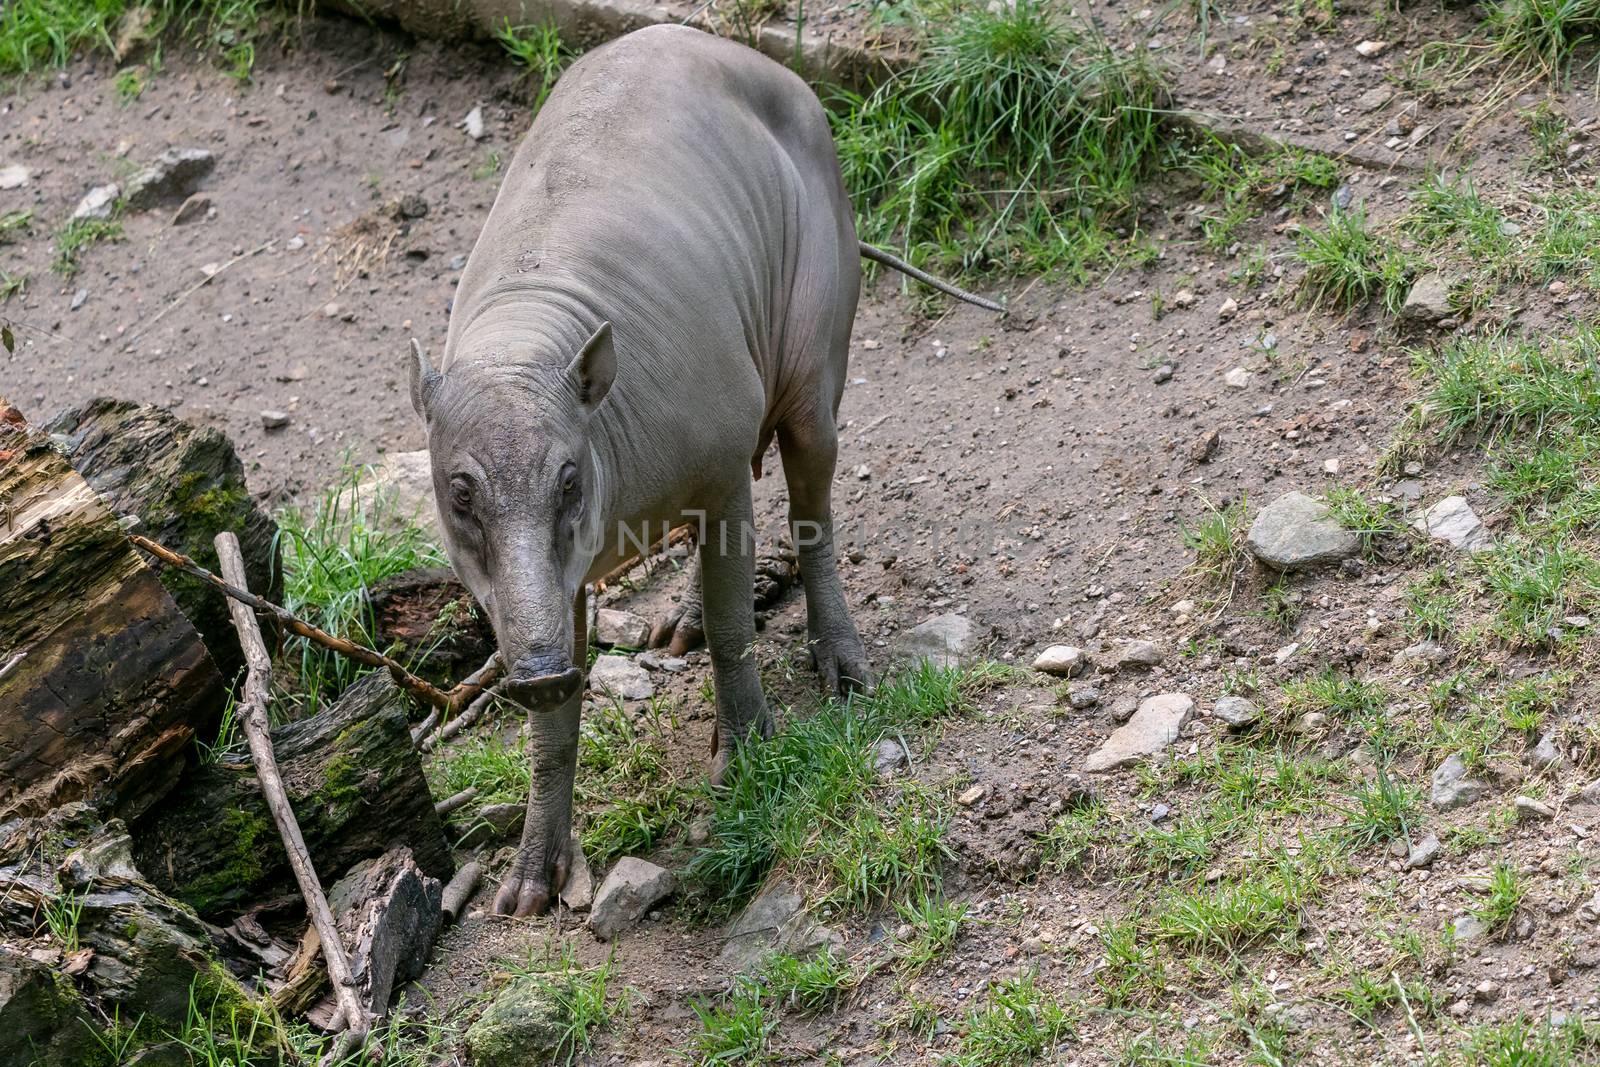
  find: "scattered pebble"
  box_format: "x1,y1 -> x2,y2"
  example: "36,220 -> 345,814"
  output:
259,409 -> 290,430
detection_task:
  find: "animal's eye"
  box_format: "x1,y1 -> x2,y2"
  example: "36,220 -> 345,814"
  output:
560,465 -> 577,495
450,477 -> 473,513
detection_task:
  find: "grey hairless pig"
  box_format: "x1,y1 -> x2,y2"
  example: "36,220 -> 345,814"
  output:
408,24 -> 1000,917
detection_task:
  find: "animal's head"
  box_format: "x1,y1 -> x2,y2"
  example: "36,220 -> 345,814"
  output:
407,323 -> 615,710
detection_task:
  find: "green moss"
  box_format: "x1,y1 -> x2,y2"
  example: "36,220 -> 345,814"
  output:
318,753 -> 363,815
180,806 -> 270,913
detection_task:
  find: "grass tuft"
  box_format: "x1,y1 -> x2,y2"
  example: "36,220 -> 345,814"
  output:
1294,206 -> 1417,313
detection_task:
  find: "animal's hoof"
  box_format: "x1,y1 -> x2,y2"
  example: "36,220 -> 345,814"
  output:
812,638 -> 874,698
491,840 -> 571,918
650,608 -> 705,656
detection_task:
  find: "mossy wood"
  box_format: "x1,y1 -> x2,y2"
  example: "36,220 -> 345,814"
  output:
131,672 -> 453,916
0,396 -> 224,822
48,396 -> 281,680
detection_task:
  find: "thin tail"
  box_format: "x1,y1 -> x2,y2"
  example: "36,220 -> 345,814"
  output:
858,242 -> 1005,313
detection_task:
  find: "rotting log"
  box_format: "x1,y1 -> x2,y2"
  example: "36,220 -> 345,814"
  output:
0,397 -> 223,822
48,397 -> 282,680
131,670 -> 453,917
366,567 -> 494,686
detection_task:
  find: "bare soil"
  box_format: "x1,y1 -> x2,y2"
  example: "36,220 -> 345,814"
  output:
5,7 -> 1600,1065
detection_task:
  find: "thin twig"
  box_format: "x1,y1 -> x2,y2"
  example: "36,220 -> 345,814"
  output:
214,533 -> 371,1054
129,533 -> 499,711
130,242 -> 273,343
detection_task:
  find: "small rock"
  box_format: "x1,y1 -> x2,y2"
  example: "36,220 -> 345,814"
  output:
1515,795 -> 1555,822
1211,696 -> 1260,731
1473,979 -> 1501,1003
873,738 -> 909,776
1570,779 -> 1600,807
559,838 -> 595,912
588,655 -> 654,701
1531,731 -> 1564,771
1084,693 -> 1194,772
69,288 -> 88,311
1452,914 -> 1491,942
1223,367 -> 1252,390
1153,364 -> 1174,384
1355,85 -> 1394,111
171,193 -> 210,225
588,857 -> 674,941
322,302 -> 344,319
464,977 -> 569,1066
716,881 -> 836,971
1067,685 -> 1101,710
1032,644 -> 1085,677
1109,695 -> 1139,724
1355,39 -> 1389,57
1405,833 -> 1440,869
1430,753 -> 1488,811
449,253 -> 468,270
898,613 -> 976,670
72,184 -> 121,221
393,193 -> 429,219
956,784 -> 987,807
259,409 -> 290,430
1190,429 -> 1220,463
1172,289 -> 1196,308
0,164 -> 30,189
1401,272 -> 1454,324
1115,640 -> 1163,670
286,234 -> 307,252
463,106 -> 486,140
123,148 -> 215,210
1218,297 -> 1238,320
1246,491 -> 1360,571
1393,639 -> 1449,667
1293,711 -> 1327,734
594,608 -> 651,649
1414,496 -> 1493,553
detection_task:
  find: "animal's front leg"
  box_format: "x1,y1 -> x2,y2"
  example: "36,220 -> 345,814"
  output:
699,485 -> 773,786
493,587 -> 588,917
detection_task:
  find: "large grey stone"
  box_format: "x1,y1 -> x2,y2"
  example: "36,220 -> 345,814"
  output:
1211,696 -> 1261,731
464,977 -> 567,1067
1430,754 -> 1489,811
72,183 -> 120,220
594,608 -> 651,649
1032,645 -> 1085,677
1246,491 -> 1360,571
122,148 -> 215,210
716,880 -> 838,972
1084,693 -> 1194,772
899,613 -> 977,669
588,655 -> 654,701
588,857 -> 674,940
1414,496 -> 1493,553
1401,272 -> 1454,323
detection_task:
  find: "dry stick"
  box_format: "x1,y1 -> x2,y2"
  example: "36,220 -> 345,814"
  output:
409,708 -> 440,747
433,786 -> 478,817
131,242 -> 274,343
128,534 -> 500,712
440,862 -> 484,924
213,533 -> 371,1053
422,682 -> 501,753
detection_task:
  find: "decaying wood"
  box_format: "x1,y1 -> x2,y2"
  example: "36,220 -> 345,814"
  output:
433,786 -> 477,817
128,533 -> 501,711
131,668 -> 453,917
440,861 -> 483,924
214,532 -> 370,1048
366,566 -> 494,684
0,397 -> 223,822
48,396 -> 281,680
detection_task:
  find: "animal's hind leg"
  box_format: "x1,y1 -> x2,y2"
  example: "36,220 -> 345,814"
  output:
649,554 -> 705,656
779,413 -> 873,695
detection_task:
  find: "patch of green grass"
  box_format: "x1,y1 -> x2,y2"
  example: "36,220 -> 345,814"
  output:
575,699 -> 693,866
0,0 -> 269,78
1096,918 -> 1167,1008
1406,174 -> 1510,261
1462,1014 -> 1600,1066
427,732 -> 529,807
0,209 -> 32,242
276,465 -> 447,707
1341,765 -> 1419,849
1324,486 -> 1410,559
1498,673 -> 1569,736
53,216 -> 123,276
1120,1028 -> 1216,1066
1179,136 -> 1340,252
891,892 -> 967,972
1481,0 -> 1600,80
493,20 -> 574,115
761,949 -> 853,1014
1294,206 -> 1417,313
1471,860 -> 1526,933
1490,433 -> 1600,535
114,64 -> 146,102
0,271 -> 24,302
40,887 -> 84,950
502,948 -> 621,1065
689,662 -> 1002,910
1154,855 -> 1312,955
1041,797 -> 1112,873
947,972 -> 1075,1066
831,0 -> 1166,278
1183,494 -> 1248,586
1283,669 -> 1389,722
686,980 -> 773,1066
1330,972 -> 1440,1022
1477,539 -> 1599,644
1404,569 -> 1458,639
1416,327 -> 1600,442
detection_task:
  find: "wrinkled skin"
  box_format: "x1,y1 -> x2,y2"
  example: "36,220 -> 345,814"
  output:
410,25 -> 873,918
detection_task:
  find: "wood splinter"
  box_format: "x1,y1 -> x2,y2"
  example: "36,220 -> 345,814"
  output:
213,532 -> 371,1057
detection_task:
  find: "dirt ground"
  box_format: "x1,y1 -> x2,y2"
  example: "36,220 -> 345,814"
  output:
6,5 -> 1600,1065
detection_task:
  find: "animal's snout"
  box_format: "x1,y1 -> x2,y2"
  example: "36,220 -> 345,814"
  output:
503,651 -> 582,709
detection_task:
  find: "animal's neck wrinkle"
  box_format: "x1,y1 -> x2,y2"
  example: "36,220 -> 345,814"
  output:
449,277 -> 604,372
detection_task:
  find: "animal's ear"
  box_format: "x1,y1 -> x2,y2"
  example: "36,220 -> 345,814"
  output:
567,321 -> 615,413
408,338 -> 442,421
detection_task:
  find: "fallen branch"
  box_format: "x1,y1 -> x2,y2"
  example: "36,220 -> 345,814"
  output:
129,533 -> 499,712
420,681 -> 503,753
214,532 -> 371,1055
433,786 -> 477,817
440,861 -> 484,924
594,523 -> 695,589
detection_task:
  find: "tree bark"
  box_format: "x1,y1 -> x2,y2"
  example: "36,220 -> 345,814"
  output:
130,670 -> 453,918
0,397 -> 224,823
48,397 -> 281,681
